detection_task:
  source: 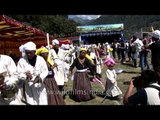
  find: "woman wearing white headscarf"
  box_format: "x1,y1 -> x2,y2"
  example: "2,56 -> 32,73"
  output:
17,41 -> 48,105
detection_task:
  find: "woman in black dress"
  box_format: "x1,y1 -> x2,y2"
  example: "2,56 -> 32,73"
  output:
69,47 -> 96,102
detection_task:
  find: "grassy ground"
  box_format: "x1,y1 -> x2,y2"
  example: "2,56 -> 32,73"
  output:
63,57 -> 146,105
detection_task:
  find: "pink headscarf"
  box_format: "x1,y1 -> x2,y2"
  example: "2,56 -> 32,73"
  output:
104,57 -> 116,66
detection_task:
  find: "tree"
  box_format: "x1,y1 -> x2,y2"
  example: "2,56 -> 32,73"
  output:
8,15 -> 79,37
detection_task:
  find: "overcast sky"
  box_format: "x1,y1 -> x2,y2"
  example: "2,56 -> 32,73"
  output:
68,15 -> 101,20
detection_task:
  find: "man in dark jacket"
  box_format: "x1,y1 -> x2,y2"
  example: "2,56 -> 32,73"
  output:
149,30 -> 160,84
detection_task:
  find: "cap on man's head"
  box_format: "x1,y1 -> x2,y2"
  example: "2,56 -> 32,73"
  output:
52,39 -> 59,45
25,41 -> 36,51
152,30 -> 160,39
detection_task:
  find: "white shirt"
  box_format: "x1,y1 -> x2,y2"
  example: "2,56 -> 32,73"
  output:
17,55 -> 48,105
131,39 -> 144,52
145,83 -> 160,105
105,69 -> 122,97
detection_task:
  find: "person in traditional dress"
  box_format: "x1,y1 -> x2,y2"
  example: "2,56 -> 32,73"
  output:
17,41 -> 48,105
0,54 -> 24,105
69,47 -> 96,102
104,57 -> 122,99
36,47 -> 65,105
61,44 -> 73,83
49,39 -> 75,91
90,45 -> 103,79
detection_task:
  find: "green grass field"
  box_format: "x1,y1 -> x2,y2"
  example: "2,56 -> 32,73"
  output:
63,59 -> 144,105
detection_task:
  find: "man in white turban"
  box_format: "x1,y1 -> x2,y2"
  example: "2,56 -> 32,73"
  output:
49,39 -> 75,91
52,39 -> 60,45
19,42 -> 37,58
17,41 -> 48,105
152,30 -> 160,40
0,54 -> 24,105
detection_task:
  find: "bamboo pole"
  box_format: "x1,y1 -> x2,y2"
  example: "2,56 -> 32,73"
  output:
151,26 -> 154,32
46,33 -> 50,49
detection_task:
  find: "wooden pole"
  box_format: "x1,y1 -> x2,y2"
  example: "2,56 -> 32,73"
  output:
151,26 -> 154,32
46,33 -> 50,49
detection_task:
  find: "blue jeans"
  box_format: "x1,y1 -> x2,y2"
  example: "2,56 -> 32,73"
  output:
139,52 -> 150,71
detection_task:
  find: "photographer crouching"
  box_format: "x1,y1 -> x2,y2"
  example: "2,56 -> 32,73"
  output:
123,70 -> 160,105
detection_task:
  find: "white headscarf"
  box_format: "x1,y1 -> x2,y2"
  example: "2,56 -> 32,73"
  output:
52,39 -> 59,45
152,30 -> 160,39
24,41 -> 36,51
19,44 -> 26,57
0,65 -> 6,74
19,44 -> 25,53
61,44 -> 69,50
65,44 -> 70,50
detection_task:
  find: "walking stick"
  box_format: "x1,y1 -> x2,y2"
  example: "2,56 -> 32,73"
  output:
46,33 -> 50,50
101,93 -> 109,103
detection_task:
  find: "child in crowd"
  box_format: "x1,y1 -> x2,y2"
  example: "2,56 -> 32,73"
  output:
104,57 -> 122,99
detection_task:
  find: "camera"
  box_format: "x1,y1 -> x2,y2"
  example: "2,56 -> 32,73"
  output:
123,76 -> 142,89
132,76 -> 142,88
